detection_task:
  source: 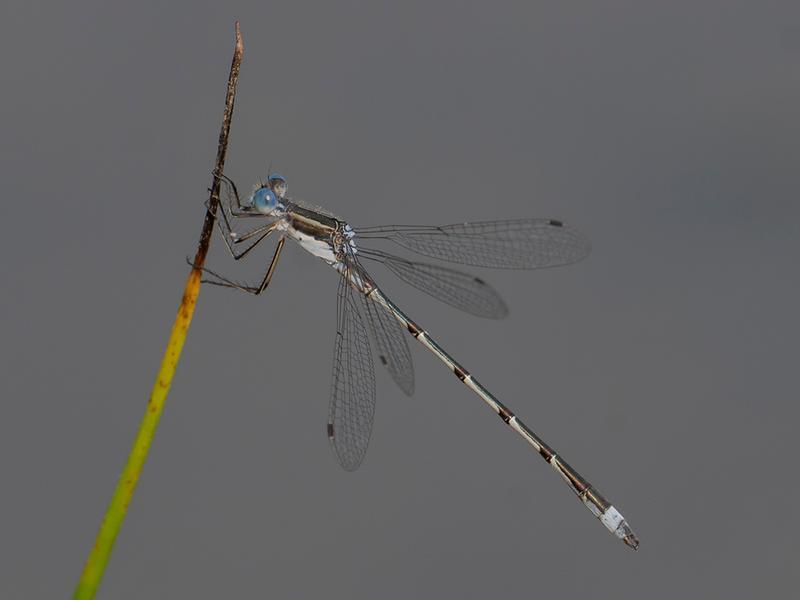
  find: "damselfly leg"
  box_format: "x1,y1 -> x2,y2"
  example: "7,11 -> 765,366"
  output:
190,235 -> 285,295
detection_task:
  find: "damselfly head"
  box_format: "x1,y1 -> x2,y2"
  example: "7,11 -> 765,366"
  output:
251,186 -> 278,215
268,172 -> 288,199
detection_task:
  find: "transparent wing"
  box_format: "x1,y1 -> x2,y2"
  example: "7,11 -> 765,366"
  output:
327,268 -> 377,472
359,279 -> 415,396
355,218 -> 590,269
359,248 -> 509,319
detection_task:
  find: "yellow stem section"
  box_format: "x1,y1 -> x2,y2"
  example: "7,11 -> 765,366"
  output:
72,268 -> 202,600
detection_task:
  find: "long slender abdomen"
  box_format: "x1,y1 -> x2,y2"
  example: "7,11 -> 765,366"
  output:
366,286 -> 639,550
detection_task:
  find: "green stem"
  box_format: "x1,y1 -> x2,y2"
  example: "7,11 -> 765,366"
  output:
72,22 -> 244,600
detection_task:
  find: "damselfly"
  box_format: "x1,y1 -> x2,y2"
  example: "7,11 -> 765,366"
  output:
197,172 -> 639,550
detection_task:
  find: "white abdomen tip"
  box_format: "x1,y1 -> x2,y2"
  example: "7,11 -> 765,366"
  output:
601,506 -> 639,550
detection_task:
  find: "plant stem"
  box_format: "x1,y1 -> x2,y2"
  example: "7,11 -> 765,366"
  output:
72,22 -> 244,600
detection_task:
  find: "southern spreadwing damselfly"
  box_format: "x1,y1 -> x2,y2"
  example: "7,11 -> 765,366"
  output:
196,172 -> 639,550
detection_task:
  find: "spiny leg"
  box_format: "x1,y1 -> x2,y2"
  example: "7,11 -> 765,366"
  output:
187,258 -> 253,293
186,234 -> 286,296
254,237 -> 285,294
193,236 -> 286,295
213,171 -> 262,217
209,170 -> 277,256
220,221 -> 279,261
209,200 -> 274,260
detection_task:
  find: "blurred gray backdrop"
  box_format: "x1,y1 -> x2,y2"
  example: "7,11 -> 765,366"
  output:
1,1 -> 798,598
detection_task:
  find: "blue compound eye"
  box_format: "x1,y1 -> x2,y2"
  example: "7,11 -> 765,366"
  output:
253,187 -> 277,214
268,172 -> 288,199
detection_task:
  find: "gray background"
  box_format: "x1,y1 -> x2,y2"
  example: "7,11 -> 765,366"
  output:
1,1 -> 798,598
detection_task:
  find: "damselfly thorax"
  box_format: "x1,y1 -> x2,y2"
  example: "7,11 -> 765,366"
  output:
271,201 -> 354,263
